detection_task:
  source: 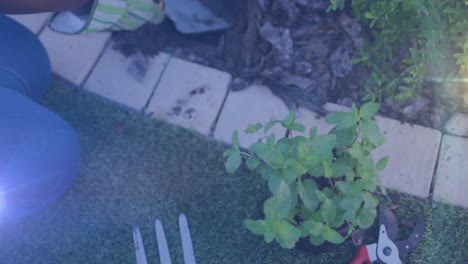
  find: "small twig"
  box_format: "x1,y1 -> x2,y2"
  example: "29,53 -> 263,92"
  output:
385,66 -> 412,90
240,151 -> 252,158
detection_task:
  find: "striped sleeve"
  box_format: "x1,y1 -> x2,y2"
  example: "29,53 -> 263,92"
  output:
49,0 -> 165,34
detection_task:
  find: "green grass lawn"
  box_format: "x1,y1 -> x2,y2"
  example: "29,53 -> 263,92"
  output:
0,80 -> 466,263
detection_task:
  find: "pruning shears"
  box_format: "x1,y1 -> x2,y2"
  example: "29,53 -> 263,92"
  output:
349,204 -> 425,264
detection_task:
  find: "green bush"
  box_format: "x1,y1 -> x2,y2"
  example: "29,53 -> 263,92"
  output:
224,103 -> 388,249
329,0 -> 468,101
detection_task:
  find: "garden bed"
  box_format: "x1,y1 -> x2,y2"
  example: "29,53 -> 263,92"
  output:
112,0 -> 467,130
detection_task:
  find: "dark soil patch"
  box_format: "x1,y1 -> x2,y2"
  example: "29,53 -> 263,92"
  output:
111,0 -> 467,130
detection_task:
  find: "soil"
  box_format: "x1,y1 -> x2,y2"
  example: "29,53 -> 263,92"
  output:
111,0 -> 467,130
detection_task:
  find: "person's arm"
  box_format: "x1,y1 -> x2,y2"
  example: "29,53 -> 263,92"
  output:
0,0 -> 92,14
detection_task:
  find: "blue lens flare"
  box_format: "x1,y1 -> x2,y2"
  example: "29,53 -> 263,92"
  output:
0,188 -> 5,212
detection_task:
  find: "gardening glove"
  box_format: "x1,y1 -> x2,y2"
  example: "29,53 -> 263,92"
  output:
48,0 -> 165,34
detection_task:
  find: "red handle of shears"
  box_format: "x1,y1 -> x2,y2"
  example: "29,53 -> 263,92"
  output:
349,246 -> 372,264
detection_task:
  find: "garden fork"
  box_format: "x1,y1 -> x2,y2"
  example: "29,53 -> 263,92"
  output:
132,213 -> 196,264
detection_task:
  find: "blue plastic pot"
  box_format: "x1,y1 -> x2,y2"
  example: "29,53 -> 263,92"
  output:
0,16 -> 80,223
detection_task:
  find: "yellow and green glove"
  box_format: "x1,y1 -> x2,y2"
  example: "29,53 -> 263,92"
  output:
49,0 -> 164,34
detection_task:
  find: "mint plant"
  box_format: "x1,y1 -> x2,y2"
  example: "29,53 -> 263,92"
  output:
224,102 -> 388,249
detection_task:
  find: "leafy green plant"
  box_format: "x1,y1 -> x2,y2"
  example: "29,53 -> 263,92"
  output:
224,102 -> 388,249
329,0 -> 468,101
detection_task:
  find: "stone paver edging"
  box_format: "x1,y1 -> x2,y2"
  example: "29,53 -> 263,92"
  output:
214,84 -> 290,147
432,135 -> 468,208
10,15 -> 468,208
84,44 -> 171,111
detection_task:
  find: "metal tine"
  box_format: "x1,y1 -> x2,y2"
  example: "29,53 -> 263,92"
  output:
133,226 -> 148,264
155,219 -> 172,264
179,213 -> 196,264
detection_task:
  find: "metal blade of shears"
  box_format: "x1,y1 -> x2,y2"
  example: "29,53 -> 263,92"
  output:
395,214 -> 425,257
378,204 -> 398,242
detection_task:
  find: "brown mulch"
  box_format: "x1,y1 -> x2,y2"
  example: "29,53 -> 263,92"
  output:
111,0 -> 466,130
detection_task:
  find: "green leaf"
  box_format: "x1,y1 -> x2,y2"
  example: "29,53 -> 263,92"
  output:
356,154 -> 375,179
330,126 -> 357,150
264,120 -> 280,132
267,169 -> 282,194
291,122 -> 306,132
331,158 -> 348,177
322,188 -> 334,199
309,127 -> 317,139
315,190 -> 327,203
283,159 -> 307,183
364,12 -> 374,19
266,133 -> 276,147
349,181 -> 365,196
336,182 -> 351,195
343,209 -> 356,221
249,142 -> 284,169
309,166 -> 325,177
322,226 -> 346,244
325,111 -> 347,124
249,142 -> 268,156
309,211 -> 324,223
282,111 -> 296,129
277,220 -> 301,249
363,192 -> 379,208
323,161 -> 333,178
225,152 -> 241,174
340,197 -> 354,210
357,208 -> 376,229
330,213 -> 345,228
264,149 -> 284,169
360,119 -> 385,146
308,134 -> 336,163
351,104 -> 359,119
331,157 -> 351,177
263,197 -> 278,220
353,195 -> 364,209
264,231 -> 275,243
395,92 -> 411,100
276,180 -> 293,218
356,179 -> 376,192
275,137 -> 291,157
298,179 -> 319,212
345,169 -> 356,182
376,156 -> 389,171
246,157 -> 260,170
321,199 -> 337,223
297,141 -> 309,161
359,102 -> 381,119
302,220 -> 324,237
245,123 -> 263,134
349,145 -> 365,161
223,148 -> 236,158
309,234 -> 325,246
244,219 -> 268,235
231,131 -> 240,151
325,111 -> 358,130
